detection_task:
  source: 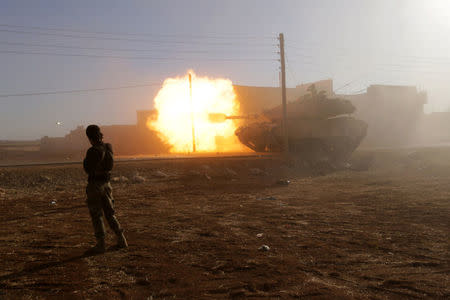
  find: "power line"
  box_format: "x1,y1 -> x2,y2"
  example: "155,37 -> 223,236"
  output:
287,43 -> 329,52
287,54 -> 450,74
0,83 -> 162,98
344,88 -> 367,95
334,74 -> 370,93
287,44 -> 450,65
288,38 -> 450,54
0,50 -> 277,62
334,81 -> 356,93
374,66 -> 450,75
0,29 -> 274,47
0,41 -> 211,54
0,40 -> 274,55
284,50 -> 299,86
0,77 -> 285,98
0,23 -> 275,40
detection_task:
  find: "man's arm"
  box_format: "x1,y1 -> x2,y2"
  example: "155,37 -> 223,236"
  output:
105,143 -> 113,155
83,147 -> 102,174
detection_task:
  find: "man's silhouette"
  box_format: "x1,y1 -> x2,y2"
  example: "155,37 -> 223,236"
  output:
83,125 -> 127,253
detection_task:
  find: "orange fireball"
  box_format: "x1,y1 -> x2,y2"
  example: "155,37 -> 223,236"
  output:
148,72 -> 246,153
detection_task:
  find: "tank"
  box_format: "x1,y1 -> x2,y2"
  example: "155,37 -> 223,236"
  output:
234,85 -> 368,163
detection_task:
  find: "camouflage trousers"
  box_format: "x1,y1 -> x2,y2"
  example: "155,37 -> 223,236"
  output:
86,181 -> 123,239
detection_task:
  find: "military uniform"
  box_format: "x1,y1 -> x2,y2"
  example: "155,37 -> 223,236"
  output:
83,142 -> 127,252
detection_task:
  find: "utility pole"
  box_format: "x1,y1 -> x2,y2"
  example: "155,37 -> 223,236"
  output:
189,73 -> 196,152
279,33 -> 289,153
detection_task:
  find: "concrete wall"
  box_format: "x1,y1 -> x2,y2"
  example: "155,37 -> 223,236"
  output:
233,79 -> 333,114
340,85 -> 427,147
416,112 -> 450,144
40,112 -> 169,156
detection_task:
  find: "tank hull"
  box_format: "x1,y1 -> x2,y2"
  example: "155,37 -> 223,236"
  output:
235,116 -> 367,162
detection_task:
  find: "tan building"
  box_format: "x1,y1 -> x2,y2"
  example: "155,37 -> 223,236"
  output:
340,85 -> 427,146
40,126 -> 89,154
233,79 -> 333,114
416,112 -> 450,145
40,111 -> 169,156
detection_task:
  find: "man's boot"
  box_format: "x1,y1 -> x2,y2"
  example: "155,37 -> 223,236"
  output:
88,237 -> 106,254
116,232 -> 128,249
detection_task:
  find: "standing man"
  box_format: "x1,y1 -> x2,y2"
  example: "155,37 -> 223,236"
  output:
83,124 -> 128,253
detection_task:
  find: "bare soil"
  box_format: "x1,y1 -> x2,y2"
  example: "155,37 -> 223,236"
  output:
0,149 -> 449,299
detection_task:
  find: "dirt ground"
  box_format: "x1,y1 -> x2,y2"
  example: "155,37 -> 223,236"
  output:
0,149 -> 449,299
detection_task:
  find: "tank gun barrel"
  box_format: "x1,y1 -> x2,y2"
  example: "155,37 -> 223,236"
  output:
208,113 -> 258,123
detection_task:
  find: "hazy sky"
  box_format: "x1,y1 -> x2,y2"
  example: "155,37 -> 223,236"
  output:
1,0 -> 449,139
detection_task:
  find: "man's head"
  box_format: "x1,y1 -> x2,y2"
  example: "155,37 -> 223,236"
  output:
86,124 -> 103,145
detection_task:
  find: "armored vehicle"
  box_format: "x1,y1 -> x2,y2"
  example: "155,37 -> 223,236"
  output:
234,85 -> 368,162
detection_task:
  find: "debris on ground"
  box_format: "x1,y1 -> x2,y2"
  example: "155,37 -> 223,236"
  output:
229,288 -> 246,298
189,170 -> 202,176
111,176 -> 129,183
153,170 -> 169,178
407,151 -> 420,159
257,196 -> 276,201
200,165 -> 211,172
276,179 -> 291,186
256,233 -> 263,238
249,168 -> 265,176
224,167 -> 238,177
132,173 -> 146,183
258,245 -> 270,251
38,175 -> 52,183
